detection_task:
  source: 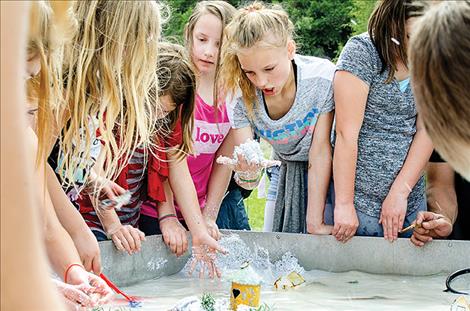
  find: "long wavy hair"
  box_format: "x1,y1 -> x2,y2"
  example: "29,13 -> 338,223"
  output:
59,0 -> 163,188
27,0 -> 77,164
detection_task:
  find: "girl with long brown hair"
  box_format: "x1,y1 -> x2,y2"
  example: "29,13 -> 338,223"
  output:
333,0 -> 433,242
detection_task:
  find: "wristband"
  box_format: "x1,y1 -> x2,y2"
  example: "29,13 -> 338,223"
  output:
158,213 -> 177,223
64,263 -> 84,283
235,168 -> 265,183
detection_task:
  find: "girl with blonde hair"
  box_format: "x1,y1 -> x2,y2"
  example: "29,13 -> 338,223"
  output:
82,43 -> 224,260
177,1 -> 240,244
58,0 -> 163,186
221,1 -> 336,234
45,0 -> 164,271
1,2 -> 66,309
3,1 -> 112,310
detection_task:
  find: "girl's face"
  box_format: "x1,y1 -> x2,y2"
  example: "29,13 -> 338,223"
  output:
237,37 -> 295,97
157,94 -> 177,119
191,13 -> 222,76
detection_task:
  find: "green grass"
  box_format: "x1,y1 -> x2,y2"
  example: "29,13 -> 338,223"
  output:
245,188 -> 266,231
243,139 -> 272,231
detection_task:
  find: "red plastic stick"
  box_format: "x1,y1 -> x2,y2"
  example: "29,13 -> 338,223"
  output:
99,273 -> 137,302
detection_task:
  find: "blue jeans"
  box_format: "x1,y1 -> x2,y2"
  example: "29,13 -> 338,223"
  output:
92,230 -> 108,242
355,201 -> 426,238
323,190 -> 427,238
216,188 -> 251,230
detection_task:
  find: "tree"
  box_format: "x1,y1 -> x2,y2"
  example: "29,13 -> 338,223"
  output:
163,0 -> 359,59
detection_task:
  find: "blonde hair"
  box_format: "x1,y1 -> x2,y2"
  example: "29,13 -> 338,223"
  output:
220,1 -> 294,116
27,1 -> 76,164
59,0 -> 163,187
155,42 -> 196,160
410,1 -> 470,179
184,0 -> 236,111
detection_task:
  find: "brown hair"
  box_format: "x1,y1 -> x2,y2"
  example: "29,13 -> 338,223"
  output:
184,0 -> 236,110
155,42 -> 196,160
410,1 -> 470,178
368,0 -> 427,82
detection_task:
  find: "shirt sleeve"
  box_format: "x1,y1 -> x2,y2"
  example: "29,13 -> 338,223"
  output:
336,35 -> 378,86
319,79 -> 334,114
230,96 -> 251,129
166,117 -> 183,148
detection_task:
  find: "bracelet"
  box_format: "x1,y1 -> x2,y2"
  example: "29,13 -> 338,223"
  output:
64,263 -> 84,284
235,168 -> 265,183
238,175 -> 260,183
158,213 -> 177,223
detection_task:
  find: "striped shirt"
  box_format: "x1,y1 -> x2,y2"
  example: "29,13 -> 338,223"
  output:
79,147 -> 146,236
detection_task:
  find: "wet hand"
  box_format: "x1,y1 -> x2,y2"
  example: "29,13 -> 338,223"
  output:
189,233 -> 227,279
204,217 -> 221,241
65,266 -> 113,306
108,225 -> 145,255
53,278 -> 96,309
380,191 -> 408,242
160,217 -> 188,257
410,211 -> 452,247
332,203 -> 359,243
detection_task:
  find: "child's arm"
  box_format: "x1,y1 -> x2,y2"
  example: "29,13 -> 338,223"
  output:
425,162 -> 457,223
168,153 -> 225,253
306,111 -> 334,235
45,163 -> 102,274
202,129 -> 238,238
332,70 -> 366,243
89,148 -> 144,254
94,203 -> 145,255
380,116 -> 434,241
30,135 -> 112,304
157,179 -> 188,257
411,161 -> 455,247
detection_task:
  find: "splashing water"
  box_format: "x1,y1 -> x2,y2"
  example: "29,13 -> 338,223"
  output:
107,234 -> 460,311
182,234 -> 304,285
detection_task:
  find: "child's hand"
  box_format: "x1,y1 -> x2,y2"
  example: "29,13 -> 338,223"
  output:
332,203 -> 359,243
380,190 -> 408,242
64,266 -> 113,306
160,217 -> 188,256
86,172 -> 128,211
53,278 -> 96,309
71,228 -> 102,274
188,233 -> 227,279
410,211 -> 452,247
203,217 -> 221,241
108,224 -> 145,255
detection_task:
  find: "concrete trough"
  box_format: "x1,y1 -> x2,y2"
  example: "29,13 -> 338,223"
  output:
99,230 -> 470,287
